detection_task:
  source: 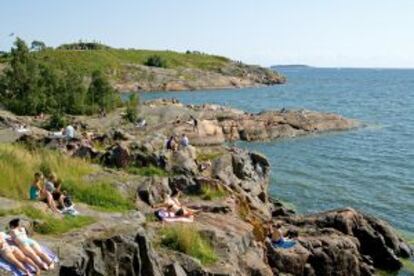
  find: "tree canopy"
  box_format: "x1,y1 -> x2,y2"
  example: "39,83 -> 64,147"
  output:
0,38 -> 121,116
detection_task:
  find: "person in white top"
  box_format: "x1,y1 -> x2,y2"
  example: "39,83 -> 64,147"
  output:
0,231 -> 39,275
64,125 -> 75,140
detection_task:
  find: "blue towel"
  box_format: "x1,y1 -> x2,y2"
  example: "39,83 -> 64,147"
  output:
272,238 -> 296,249
0,243 -> 58,276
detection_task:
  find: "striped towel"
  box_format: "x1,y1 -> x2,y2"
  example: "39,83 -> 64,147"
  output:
0,242 -> 58,276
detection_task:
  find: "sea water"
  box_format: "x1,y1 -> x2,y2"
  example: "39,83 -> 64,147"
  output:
141,68 -> 414,238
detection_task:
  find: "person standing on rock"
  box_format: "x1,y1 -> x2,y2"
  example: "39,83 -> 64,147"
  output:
180,134 -> 189,148
190,115 -> 198,132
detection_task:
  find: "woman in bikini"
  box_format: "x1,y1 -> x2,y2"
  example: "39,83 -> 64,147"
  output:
9,219 -> 54,271
29,172 -> 61,214
0,231 -> 39,275
153,190 -> 199,217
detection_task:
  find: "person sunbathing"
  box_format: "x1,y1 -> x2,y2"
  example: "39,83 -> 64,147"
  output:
29,172 -> 61,214
153,190 -> 199,217
0,231 -> 39,275
9,219 -> 54,271
269,223 -> 296,249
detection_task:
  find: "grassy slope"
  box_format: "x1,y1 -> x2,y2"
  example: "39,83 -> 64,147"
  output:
0,144 -> 133,211
32,48 -> 231,76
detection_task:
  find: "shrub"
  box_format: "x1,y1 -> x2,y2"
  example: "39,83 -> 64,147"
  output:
124,93 -> 139,123
161,225 -> 217,264
144,55 -> 167,68
47,112 -> 67,130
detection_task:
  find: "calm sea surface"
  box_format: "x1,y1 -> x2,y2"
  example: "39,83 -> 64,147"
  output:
141,68 -> 414,238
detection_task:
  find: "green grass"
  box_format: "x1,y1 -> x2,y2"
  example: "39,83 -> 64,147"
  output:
127,165 -> 169,177
199,185 -> 228,201
196,151 -> 223,163
30,48 -> 230,77
0,144 -> 133,212
160,225 -> 217,265
0,206 -> 95,235
63,180 -> 134,212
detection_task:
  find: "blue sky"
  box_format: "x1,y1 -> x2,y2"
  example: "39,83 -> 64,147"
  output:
1,0 -> 414,68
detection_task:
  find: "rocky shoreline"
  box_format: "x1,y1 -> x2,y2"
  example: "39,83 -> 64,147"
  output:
0,100 -> 412,276
112,62 -> 286,92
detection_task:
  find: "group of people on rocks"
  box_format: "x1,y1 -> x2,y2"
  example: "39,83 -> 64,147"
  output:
29,172 -> 73,215
0,219 -> 56,275
166,133 -> 190,152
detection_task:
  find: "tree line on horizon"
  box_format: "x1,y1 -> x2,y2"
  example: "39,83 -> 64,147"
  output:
0,38 -> 122,117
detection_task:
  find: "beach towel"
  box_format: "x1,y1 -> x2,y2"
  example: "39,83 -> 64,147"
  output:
272,238 -> 296,249
0,241 -> 58,276
155,209 -> 194,223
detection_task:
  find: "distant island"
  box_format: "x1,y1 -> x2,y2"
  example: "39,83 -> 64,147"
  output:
271,64 -> 313,69
0,41 -> 286,92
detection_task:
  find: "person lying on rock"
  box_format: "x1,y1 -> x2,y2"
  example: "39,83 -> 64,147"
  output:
153,190 -> 199,218
9,219 -> 55,271
0,231 -> 40,275
29,172 -> 61,214
269,222 -> 296,249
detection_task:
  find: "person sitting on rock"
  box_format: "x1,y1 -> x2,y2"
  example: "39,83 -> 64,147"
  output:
153,190 -> 199,218
269,222 -> 296,249
63,124 -> 76,141
180,134 -> 189,148
9,218 -> 55,271
0,231 -> 39,275
45,172 -> 66,210
29,172 -> 61,214
166,136 -> 178,152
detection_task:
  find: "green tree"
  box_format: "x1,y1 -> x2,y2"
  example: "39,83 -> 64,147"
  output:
31,40 -> 46,51
0,38 -> 42,115
87,70 -> 119,112
144,55 -> 167,68
64,71 -> 87,114
124,93 -> 139,122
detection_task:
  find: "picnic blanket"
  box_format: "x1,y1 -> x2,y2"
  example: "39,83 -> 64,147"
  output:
155,209 -> 194,223
0,241 -> 58,276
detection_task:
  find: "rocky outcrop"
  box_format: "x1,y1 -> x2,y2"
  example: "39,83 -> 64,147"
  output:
268,208 -> 413,275
218,109 -> 359,142
113,62 -> 285,92
59,231 -> 163,276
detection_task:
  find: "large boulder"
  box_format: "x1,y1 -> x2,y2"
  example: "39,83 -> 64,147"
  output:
268,208 -> 413,275
167,146 -> 198,176
137,176 -> 171,206
102,143 -> 131,168
59,231 -> 162,276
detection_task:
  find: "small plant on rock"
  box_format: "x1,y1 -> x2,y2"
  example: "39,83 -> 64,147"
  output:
160,225 -> 217,265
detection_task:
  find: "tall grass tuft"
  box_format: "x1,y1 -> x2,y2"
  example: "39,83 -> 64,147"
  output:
0,144 -> 132,211
161,225 -> 217,265
199,185 -> 228,201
